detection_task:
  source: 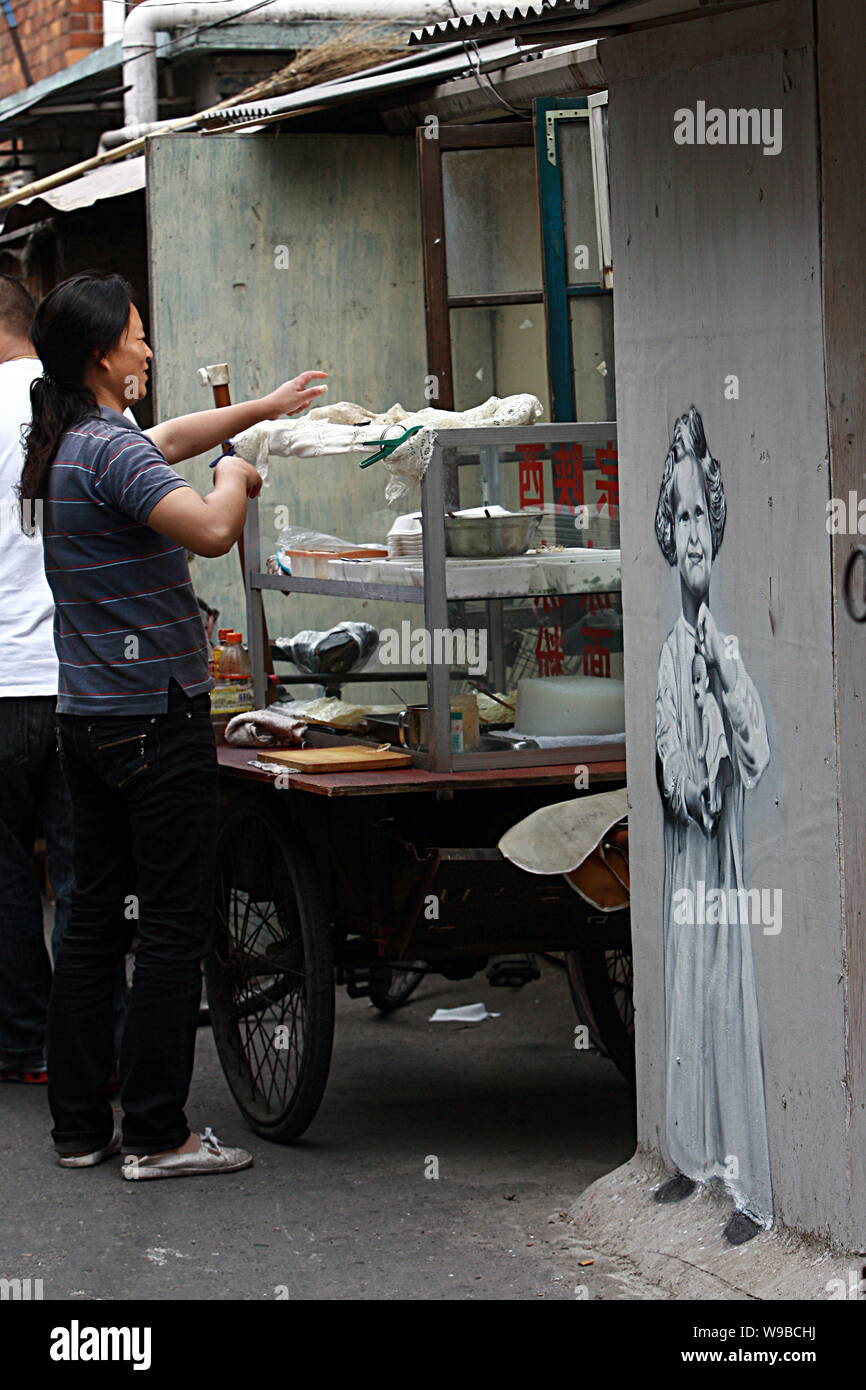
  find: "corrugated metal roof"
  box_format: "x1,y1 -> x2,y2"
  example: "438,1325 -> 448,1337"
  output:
408,0 -> 728,44
0,154 -> 145,236
0,35 -> 525,210
202,35 -> 523,129
0,43 -> 125,133
409,0 -> 600,46
16,155 -> 146,213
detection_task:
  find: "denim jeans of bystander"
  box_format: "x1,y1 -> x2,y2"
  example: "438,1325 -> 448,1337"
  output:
49,684 -> 218,1155
0,695 -> 73,1070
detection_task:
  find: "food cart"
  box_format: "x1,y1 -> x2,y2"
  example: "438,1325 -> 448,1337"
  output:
206,424 -> 632,1142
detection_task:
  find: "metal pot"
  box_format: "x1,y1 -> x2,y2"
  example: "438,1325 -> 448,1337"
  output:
442,511 -> 543,558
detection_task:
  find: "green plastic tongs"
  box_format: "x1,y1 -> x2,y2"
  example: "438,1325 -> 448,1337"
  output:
358,424 -> 424,469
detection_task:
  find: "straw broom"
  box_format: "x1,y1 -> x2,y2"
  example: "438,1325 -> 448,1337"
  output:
222,22 -> 412,107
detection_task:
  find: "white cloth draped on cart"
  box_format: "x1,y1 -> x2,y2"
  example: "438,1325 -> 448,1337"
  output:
231,394 -> 544,502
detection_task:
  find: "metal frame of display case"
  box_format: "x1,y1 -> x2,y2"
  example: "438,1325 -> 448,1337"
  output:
243,423 -> 623,772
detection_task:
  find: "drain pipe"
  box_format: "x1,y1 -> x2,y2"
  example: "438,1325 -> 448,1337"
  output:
121,0 -> 491,128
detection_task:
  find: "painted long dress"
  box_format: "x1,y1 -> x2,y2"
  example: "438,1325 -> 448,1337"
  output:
655,612 -> 773,1226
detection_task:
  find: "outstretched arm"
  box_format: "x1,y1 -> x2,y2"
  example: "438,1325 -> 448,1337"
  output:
144,372 -> 328,464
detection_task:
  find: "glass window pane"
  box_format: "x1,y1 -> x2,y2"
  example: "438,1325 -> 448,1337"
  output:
569,295 -> 615,421
559,117 -> 600,287
442,147 -> 543,296
450,304 -> 551,417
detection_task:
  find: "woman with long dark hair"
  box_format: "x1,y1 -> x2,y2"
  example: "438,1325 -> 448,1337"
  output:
22,271 -> 327,1179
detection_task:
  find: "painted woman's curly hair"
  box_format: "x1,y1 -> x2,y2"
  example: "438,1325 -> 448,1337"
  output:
654,405 -> 726,566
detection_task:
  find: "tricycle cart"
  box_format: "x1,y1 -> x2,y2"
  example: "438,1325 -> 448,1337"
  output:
205,424 -> 632,1142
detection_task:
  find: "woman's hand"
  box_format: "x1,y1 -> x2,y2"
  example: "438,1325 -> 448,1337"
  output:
263,372 -> 329,419
214,455 -> 263,499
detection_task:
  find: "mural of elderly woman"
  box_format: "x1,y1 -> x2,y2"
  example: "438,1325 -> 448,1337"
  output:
653,406 -> 772,1245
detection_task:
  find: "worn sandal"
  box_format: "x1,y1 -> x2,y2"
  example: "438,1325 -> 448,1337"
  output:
57,1128 -> 121,1168
121,1127 -> 253,1181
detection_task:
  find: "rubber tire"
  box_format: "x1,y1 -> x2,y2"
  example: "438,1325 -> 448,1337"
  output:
368,964 -> 426,1013
566,947 -> 635,1087
205,806 -> 335,1143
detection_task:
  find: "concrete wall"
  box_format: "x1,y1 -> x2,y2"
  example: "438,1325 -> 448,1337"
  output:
602,0 -> 859,1242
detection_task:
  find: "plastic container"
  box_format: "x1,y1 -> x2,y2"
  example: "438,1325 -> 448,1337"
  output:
211,629 -> 239,680
219,633 -> 251,681
286,547 -> 388,579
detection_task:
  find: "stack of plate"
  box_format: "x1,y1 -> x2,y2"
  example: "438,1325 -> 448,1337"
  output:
387,512 -> 423,560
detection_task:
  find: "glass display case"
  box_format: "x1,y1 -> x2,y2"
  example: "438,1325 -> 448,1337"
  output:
243,423 -> 623,771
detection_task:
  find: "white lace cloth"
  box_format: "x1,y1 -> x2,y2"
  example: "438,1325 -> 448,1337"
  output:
232,394 -> 544,502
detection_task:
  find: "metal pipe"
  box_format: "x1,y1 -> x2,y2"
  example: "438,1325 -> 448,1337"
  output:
97,122 -> 173,154
121,0 -> 493,126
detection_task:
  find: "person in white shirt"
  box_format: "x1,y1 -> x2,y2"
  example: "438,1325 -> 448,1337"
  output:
0,274 -> 73,1083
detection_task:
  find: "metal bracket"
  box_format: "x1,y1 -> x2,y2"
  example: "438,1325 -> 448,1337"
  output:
545,107 -> 588,165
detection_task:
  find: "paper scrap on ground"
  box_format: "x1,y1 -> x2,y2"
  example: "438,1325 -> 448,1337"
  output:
429,1003 -> 500,1023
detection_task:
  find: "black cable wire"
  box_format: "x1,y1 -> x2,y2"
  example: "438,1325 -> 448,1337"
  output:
446,0 -> 532,119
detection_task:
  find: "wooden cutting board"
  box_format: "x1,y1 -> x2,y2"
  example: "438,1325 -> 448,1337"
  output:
264,744 -> 412,773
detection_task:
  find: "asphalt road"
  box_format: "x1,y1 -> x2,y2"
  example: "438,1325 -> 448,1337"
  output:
0,960 -> 636,1301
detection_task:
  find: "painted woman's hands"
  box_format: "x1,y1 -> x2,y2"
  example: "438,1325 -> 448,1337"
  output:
695,602 -> 721,665
696,601 -> 738,695
685,776 -> 718,837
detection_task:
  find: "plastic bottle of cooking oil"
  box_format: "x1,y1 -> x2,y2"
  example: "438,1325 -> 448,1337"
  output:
210,631 -> 254,733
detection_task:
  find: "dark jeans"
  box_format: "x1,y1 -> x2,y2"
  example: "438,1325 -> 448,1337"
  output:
49,684 -> 218,1155
0,695 -> 74,1069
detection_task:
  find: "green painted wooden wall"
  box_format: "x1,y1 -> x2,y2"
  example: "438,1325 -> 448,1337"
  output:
146,130 -> 430,698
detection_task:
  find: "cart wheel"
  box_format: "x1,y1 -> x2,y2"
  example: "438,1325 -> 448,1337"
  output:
369,962 -> 427,1013
205,805 -> 335,1143
566,947 -> 635,1087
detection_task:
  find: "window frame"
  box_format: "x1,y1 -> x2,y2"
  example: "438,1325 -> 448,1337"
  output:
416,98 -> 613,422
416,121 -> 540,413
534,95 -> 614,422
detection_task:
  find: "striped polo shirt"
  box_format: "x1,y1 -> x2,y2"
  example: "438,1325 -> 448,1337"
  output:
41,405 -> 214,715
